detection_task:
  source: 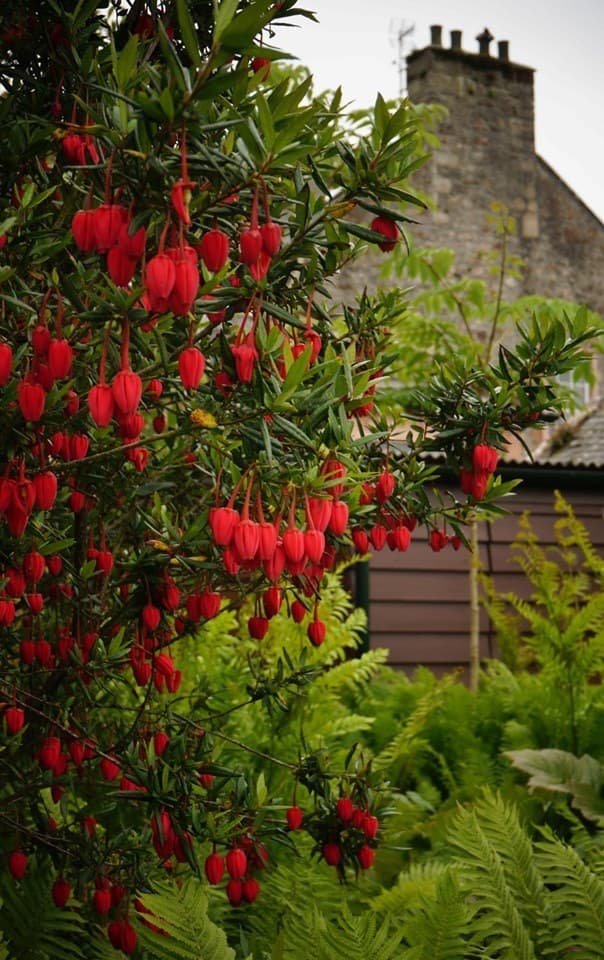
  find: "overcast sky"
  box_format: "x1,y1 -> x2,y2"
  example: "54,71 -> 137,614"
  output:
276,0 -> 604,223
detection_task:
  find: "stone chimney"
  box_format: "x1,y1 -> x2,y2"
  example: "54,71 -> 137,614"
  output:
430,24 -> 442,47
405,26 -> 539,246
476,27 -> 494,56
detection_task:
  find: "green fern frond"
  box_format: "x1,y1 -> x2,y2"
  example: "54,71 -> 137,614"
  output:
137,878 -> 235,960
373,674 -> 456,774
0,864 -> 86,960
535,830 -> 604,960
448,802 -> 539,960
316,648 -> 389,693
370,860 -> 451,914
401,868 -> 471,960
320,904 -> 401,960
553,491 -> 604,578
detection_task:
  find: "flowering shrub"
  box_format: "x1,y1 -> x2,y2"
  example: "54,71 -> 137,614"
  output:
0,1 -> 598,954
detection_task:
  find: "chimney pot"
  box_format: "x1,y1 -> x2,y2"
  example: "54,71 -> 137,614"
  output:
476,27 -> 494,56
430,25 -> 443,47
498,40 -> 510,61
450,29 -> 462,50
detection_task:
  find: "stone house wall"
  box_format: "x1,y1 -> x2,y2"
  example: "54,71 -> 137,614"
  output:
333,29 -> 604,336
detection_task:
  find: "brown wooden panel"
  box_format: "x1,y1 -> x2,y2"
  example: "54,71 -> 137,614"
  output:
370,601 -> 489,633
371,569 -> 532,602
373,632 -> 493,663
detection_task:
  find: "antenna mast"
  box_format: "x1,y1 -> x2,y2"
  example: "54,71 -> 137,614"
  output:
389,20 -> 415,96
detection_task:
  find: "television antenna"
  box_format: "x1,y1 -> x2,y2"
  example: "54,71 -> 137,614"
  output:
389,20 -> 415,97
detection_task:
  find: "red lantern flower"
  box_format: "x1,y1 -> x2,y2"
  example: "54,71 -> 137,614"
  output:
260,220 -> 281,256
178,346 -> 205,390
71,209 -> 97,252
239,226 -> 263,265
0,341 -> 12,385
226,846 -> 247,880
231,343 -> 258,383
370,215 -> 399,252
112,369 -> 142,414
17,381 -> 45,421
198,228 -> 230,272
33,471 -> 57,510
145,253 -> 176,309
204,851 -> 225,885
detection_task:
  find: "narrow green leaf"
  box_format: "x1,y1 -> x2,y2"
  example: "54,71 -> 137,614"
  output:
176,0 -> 202,67
213,0 -> 240,43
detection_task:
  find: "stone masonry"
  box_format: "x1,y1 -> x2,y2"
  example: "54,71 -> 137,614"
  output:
335,27 -> 604,329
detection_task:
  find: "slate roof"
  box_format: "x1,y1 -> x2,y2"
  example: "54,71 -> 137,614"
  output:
532,397 -> 604,469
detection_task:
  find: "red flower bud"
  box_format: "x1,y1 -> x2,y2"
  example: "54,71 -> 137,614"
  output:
308,619 -> 326,646
88,383 -> 115,427
93,204 -> 127,253
47,339 -> 73,379
71,209 -> 97,252
370,215 -> 398,252
145,253 -> 176,307
282,526 -> 305,564
242,877 -> 260,903
328,500 -> 349,536
198,228 -> 229,272
375,470 -> 395,504
472,443 -> 498,474
248,615 -> 269,640
39,736 -> 61,770
363,814 -> 379,839
23,550 -> 45,582
286,805 -> 303,830
260,221 -> 281,256
178,346 -> 205,390
100,756 -> 120,781
307,497 -> 332,532
231,343 -> 258,383
17,381 -> 45,421
169,259 -> 200,315
142,603 -> 161,632
352,528 -> 370,553
118,222 -> 146,259
263,585 -> 282,618
112,370 -> 142,414
248,249 -> 271,281
369,523 -> 387,550
321,458 -> 347,497
226,879 -> 243,906
8,850 -> 27,881
93,888 -> 112,915
107,246 -> 137,286
209,506 -> 239,546
291,599 -> 306,623
4,706 -> 25,735
322,843 -> 341,866
388,525 -> 411,552
0,341 -> 12,385
358,844 -> 375,869
239,226 -> 262,265
205,852 -> 225,885
234,518 -> 260,560
226,846 -> 247,880
304,529 -> 325,564
336,796 -> 354,823
199,588 -> 221,619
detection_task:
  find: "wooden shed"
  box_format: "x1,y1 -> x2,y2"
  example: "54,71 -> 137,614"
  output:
355,401 -> 604,675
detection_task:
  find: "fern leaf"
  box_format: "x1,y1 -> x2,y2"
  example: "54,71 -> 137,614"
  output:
0,864 -> 86,960
373,674 -> 456,774
535,832 -> 604,960
401,868 -> 471,960
448,802 -> 539,960
137,878 -> 235,960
